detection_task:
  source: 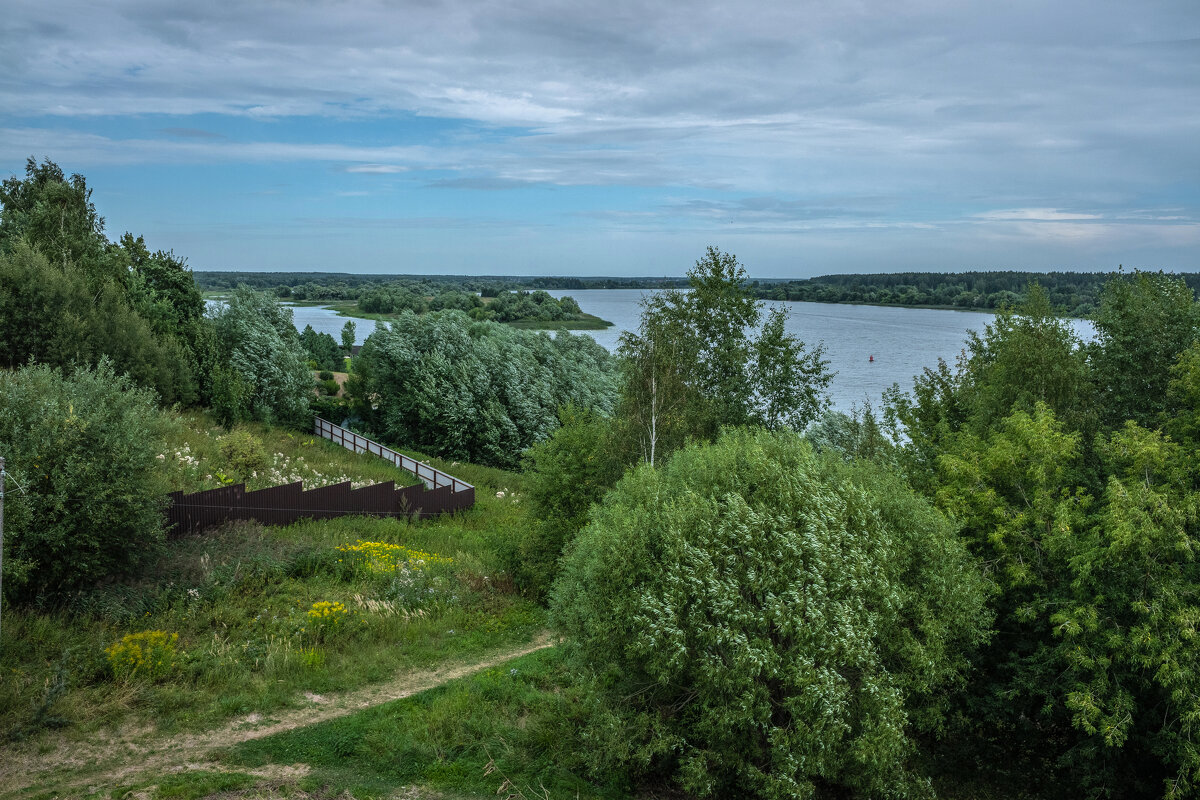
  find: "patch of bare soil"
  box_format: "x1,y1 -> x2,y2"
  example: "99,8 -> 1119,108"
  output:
0,635 -> 554,797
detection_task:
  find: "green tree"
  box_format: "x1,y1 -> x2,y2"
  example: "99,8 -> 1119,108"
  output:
0,240 -> 194,405
933,404 -> 1200,797
553,428 -> 989,799
617,247 -> 830,465
0,157 -> 108,279
115,232 -> 204,337
340,319 -> 356,355
0,361 -> 170,600
1089,271 -> 1197,429
1166,340 -> 1200,446
351,312 -> 618,468
299,324 -> 342,371
885,286 -> 1091,491
209,287 -> 312,426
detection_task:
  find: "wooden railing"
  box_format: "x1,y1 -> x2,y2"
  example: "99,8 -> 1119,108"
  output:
314,418 -> 474,494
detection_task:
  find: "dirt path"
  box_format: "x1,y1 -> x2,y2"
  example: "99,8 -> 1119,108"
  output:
0,634 -> 555,796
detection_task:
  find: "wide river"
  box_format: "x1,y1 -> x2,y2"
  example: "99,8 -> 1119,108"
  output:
282,290 -> 1096,414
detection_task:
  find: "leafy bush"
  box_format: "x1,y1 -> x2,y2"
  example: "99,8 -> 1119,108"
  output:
552,428 -> 988,798
934,405 -> 1200,797
0,361 -> 170,600
217,430 -> 268,479
509,404 -> 621,598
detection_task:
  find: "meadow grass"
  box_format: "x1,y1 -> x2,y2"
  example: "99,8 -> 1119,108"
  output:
162,411 -> 426,493
0,415 -> 540,742
222,647 -> 616,800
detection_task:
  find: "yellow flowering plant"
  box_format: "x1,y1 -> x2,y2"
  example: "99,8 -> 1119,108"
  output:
105,630 -> 180,681
336,540 -> 453,576
304,601 -> 353,641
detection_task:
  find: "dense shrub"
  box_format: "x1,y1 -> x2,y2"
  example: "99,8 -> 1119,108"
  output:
350,311 -> 618,469
0,361 -> 170,600
507,405 -> 621,598
934,405 -> 1200,797
552,428 -> 989,799
217,430 -> 268,479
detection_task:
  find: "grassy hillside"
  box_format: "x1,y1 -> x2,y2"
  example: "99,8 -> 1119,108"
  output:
0,413 -> 544,789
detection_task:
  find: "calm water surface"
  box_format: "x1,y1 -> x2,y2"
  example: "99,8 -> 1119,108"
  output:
546,289 -> 1096,413
241,292 -> 1095,414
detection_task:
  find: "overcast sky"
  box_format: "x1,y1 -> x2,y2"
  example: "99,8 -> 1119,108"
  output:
2,0 -> 1197,276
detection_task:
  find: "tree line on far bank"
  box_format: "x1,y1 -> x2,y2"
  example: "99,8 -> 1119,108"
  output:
197,266 -> 1192,319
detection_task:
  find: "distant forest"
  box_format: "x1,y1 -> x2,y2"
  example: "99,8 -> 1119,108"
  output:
747,270 -> 1200,316
196,269 -> 1200,317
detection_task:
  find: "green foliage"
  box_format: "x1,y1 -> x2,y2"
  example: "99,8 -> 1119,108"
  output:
299,324 -> 343,371
115,232 -> 205,338
487,289 -> 588,323
340,318 -> 356,352
933,403 -> 1200,797
217,430 -> 269,479
960,285 -> 1092,430
0,361 -> 170,600
1090,271 -> 1198,429
0,239 -> 197,405
1166,340 -> 1200,445
750,269 -> 1154,316
553,428 -> 988,799
617,247 -> 830,466
350,311 -> 619,468
806,402 -> 898,466
209,287 -> 313,427
508,405 -> 621,598
0,159 -> 206,406
886,286 -> 1091,492
0,157 -> 107,276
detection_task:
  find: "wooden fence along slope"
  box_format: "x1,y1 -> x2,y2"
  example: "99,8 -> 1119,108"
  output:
166,419 -> 475,536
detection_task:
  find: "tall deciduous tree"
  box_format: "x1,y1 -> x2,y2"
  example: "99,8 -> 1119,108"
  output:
208,287 -> 312,427
350,312 -> 618,468
617,246 -> 830,465
1090,271 -> 1197,430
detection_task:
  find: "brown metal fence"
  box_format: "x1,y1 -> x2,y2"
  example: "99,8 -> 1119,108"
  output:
165,422 -> 475,536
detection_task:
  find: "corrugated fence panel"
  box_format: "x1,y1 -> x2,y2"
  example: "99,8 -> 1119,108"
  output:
166,418 -> 477,534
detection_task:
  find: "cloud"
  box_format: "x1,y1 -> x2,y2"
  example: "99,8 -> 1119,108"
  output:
159,127 -> 225,139
341,164 -> 409,174
425,177 -> 540,190
1,0 -> 1197,272
973,208 -> 1104,221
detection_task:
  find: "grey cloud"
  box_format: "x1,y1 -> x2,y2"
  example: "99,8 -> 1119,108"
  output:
2,0 -> 1197,271
160,127 -> 225,139
425,177 -> 541,190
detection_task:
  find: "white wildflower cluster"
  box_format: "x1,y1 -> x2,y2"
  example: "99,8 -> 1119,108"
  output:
254,452 -> 370,490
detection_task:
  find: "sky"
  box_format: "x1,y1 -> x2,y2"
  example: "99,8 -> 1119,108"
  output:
1,0 -> 1198,277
